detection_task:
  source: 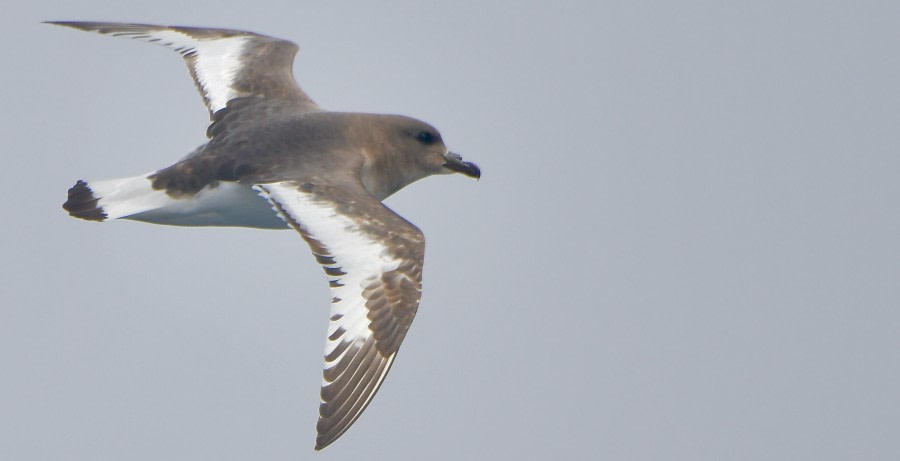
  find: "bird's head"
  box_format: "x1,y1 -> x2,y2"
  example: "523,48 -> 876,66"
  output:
356,115 -> 480,199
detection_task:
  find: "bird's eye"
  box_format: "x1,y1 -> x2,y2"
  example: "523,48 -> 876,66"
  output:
416,131 -> 435,145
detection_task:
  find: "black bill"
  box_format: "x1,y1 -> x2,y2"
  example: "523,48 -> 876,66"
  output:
443,152 -> 481,179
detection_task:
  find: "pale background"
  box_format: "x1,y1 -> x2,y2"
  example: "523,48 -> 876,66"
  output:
2,1 -> 899,460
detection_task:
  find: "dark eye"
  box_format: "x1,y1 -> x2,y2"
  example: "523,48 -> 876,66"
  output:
416,131 -> 435,145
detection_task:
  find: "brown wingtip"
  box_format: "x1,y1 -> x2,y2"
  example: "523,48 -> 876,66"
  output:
43,21 -> 90,30
63,180 -> 107,221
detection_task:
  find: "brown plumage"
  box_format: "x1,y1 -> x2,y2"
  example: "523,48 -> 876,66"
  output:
51,21 -> 479,450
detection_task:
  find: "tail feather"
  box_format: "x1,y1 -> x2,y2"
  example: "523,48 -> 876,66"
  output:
63,180 -> 107,221
62,174 -> 288,229
62,174 -> 170,222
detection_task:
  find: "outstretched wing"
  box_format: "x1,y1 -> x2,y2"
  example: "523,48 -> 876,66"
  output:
255,181 -> 424,450
47,21 -> 321,115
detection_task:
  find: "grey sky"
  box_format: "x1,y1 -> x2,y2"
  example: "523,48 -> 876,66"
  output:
2,1 -> 899,459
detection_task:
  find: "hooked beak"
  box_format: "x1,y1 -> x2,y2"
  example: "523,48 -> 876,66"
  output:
442,152 -> 481,180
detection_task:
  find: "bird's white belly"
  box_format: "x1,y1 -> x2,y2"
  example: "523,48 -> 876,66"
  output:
127,181 -> 289,229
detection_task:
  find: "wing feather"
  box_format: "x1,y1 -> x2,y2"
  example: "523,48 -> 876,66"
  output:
47,21 -> 320,115
255,181 -> 424,450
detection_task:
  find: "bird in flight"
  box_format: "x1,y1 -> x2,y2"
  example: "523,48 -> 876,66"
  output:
49,21 -> 480,450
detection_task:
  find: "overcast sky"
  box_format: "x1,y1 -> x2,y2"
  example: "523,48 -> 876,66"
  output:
2,1 -> 899,460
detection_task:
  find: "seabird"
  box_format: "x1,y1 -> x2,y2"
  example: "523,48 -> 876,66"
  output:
49,21 -> 480,450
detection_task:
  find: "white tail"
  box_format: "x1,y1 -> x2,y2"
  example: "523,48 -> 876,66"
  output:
63,174 -> 289,229
63,174 -> 169,221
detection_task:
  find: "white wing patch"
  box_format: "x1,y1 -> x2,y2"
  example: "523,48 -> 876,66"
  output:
50,21 -> 322,120
255,181 -> 423,449
92,28 -> 250,113
255,183 -> 401,358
